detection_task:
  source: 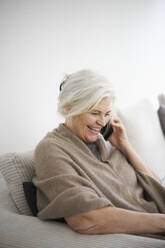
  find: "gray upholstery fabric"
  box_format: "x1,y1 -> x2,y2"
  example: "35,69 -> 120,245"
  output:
158,94 -> 165,106
0,151 -> 35,215
158,105 -> 165,136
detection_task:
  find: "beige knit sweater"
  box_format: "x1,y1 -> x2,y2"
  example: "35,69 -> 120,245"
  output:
33,124 -> 165,220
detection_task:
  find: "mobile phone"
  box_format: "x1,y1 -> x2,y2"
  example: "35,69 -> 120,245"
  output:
101,122 -> 113,140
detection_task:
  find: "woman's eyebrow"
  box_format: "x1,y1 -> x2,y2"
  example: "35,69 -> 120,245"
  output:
91,109 -> 111,113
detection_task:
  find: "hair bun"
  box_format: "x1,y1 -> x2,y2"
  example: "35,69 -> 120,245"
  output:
59,74 -> 70,91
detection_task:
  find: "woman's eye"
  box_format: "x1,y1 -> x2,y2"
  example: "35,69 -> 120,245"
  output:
91,112 -> 98,115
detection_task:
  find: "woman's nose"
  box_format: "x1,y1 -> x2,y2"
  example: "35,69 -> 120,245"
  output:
97,117 -> 106,127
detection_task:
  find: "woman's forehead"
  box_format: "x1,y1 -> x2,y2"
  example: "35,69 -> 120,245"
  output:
94,97 -> 112,109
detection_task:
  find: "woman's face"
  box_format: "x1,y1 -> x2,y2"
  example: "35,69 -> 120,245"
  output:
66,97 -> 112,143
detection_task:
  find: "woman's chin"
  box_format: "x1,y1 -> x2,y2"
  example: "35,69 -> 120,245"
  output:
85,135 -> 98,143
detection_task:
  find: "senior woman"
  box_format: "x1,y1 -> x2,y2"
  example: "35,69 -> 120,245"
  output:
33,69 -> 165,237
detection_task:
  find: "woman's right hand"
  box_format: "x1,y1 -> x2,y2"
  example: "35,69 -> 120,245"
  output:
108,117 -> 130,151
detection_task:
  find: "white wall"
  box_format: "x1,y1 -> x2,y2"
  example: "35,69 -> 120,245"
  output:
0,0 -> 165,154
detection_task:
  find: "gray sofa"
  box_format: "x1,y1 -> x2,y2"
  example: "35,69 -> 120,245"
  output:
1,97 -> 165,248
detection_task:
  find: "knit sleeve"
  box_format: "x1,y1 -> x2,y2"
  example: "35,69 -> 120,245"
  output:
33,139 -> 111,220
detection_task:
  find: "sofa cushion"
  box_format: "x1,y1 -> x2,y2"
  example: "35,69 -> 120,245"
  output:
0,172 -> 19,213
158,93 -> 165,106
158,105 -> 165,136
23,181 -> 38,216
118,99 -> 165,180
0,151 -> 35,215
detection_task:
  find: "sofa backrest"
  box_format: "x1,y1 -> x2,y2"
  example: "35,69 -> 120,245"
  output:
118,99 -> 165,179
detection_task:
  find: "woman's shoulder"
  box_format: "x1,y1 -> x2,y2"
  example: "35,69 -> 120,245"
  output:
34,123 -> 78,160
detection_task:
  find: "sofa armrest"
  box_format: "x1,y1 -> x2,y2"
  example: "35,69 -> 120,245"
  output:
0,209 -> 165,248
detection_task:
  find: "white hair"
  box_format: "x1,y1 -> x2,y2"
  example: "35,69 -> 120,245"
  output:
58,69 -> 115,118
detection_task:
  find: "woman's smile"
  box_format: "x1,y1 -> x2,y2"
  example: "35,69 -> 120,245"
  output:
87,126 -> 101,134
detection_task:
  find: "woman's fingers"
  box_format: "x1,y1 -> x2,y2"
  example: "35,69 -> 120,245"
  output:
110,117 -> 123,129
